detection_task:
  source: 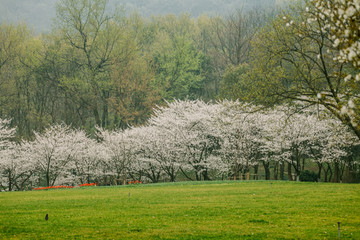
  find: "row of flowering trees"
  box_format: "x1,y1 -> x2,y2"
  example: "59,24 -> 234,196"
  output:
0,100 -> 359,191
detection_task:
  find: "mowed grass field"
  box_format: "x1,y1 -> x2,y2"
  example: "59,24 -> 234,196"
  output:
0,181 -> 359,239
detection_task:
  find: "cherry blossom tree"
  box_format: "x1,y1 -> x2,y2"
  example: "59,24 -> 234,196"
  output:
148,127 -> 182,182
0,119 -> 16,147
0,120 -> 16,190
124,126 -> 163,183
310,0 -> 360,75
67,130 -> 106,185
0,119 -> 25,191
308,0 -> 360,139
217,101 -> 263,180
280,113 -> 326,180
0,119 -> 35,191
256,107 -> 288,180
2,99 -> 360,188
0,143 -> 37,191
29,125 -> 89,187
96,127 -> 136,185
313,116 -> 359,182
262,104 -> 359,182
128,125 -> 181,182
149,100 -> 224,181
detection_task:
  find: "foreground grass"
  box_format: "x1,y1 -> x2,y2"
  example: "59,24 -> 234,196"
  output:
0,181 -> 359,239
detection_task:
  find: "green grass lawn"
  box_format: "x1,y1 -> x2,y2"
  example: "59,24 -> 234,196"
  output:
0,181 -> 359,239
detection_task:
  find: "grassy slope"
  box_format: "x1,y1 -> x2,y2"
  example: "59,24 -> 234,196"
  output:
0,181 -> 359,239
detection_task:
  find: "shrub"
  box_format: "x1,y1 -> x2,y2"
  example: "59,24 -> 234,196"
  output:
299,170 -> 318,182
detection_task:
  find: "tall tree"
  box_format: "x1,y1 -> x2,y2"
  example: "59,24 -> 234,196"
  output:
0,24 -> 35,137
309,0 -> 360,139
56,0 -> 125,127
237,3 -> 360,139
149,15 -> 205,100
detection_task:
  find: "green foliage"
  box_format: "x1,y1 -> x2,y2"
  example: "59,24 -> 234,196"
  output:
219,64 -> 250,100
242,2 -> 360,139
152,34 -> 205,100
299,170 -> 318,182
0,1 -> 282,137
0,181 -> 359,239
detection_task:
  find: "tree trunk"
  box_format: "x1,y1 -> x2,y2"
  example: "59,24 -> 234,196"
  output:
170,174 -> 176,182
274,162 -> 279,180
253,165 -> 259,180
101,91 -> 109,128
180,168 -> 194,181
202,169 -> 211,181
167,167 -> 176,182
195,168 -> 201,181
262,161 -> 270,180
102,103 -> 108,128
317,162 -> 323,181
333,162 -> 340,183
8,172 -> 12,191
280,161 -> 285,180
343,159 -> 357,183
302,158 -> 306,171
325,163 -> 333,182
233,163 -> 240,180
93,107 -> 101,127
46,170 -> 50,187
288,162 -> 293,181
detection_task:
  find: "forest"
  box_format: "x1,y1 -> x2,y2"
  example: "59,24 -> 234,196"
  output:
0,0 -> 360,190
0,0 -> 280,136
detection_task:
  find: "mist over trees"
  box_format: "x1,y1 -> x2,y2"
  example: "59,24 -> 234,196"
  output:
0,0 -> 286,33
1,0 -> 360,190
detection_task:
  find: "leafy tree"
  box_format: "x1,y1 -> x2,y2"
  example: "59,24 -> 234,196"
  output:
209,9 -> 262,67
237,3 -> 360,140
149,15 -> 205,100
219,64 -> 250,100
193,15 -> 220,99
55,0 -> 125,127
109,42 -> 160,129
0,24 -> 35,137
